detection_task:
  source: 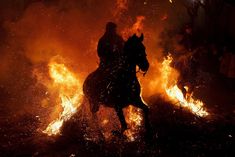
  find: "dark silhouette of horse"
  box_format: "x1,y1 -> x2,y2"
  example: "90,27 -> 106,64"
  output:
83,34 -> 150,135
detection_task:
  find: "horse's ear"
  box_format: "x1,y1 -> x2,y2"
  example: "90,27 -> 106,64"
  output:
139,33 -> 144,42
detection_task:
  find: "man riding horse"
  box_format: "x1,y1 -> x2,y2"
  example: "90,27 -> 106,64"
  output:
83,22 -> 151,139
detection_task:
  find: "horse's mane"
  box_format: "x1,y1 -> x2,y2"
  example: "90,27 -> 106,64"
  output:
124,35 -> 137,50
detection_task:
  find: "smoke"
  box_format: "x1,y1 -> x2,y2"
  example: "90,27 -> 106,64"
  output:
3,1 -> 112,70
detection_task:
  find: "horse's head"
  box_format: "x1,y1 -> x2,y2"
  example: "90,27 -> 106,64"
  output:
124,34 -> 149,73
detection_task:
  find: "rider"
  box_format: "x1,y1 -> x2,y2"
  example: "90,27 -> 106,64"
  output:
97,22 -> 124,69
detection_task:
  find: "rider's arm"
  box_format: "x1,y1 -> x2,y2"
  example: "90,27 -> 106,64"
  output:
97,39 -> 104,58
97,38 -> 112,59
97,38 -> 109,58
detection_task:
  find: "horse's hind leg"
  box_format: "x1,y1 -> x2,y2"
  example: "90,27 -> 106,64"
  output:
115,107 -> 127,133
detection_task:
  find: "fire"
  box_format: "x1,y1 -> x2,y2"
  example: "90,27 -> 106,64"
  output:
169,0 -> 173,3
161,55 -> 209,117
124,106 -> 143,141
122,16 -> 146,40
97,105 -> 143,142
43,59 -> 83,136
132,16 -> 145,35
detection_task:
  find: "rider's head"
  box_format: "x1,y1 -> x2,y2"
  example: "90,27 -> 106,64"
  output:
105,22 -> 117,35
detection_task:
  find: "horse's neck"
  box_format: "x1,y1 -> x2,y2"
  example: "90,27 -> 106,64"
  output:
119,55 -> 136,74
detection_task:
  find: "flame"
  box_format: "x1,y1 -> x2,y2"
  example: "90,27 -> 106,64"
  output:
43,60 -> 83,136
122,16 -> 145,40
132,16 -> 145,35
124,106 -> 143,141
169,0 -> 173,3
161,55 -> 209,117
97,105 -> 143,142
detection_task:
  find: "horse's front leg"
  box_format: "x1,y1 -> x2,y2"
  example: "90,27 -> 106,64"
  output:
115,107 -> 127,133
90,103 -> 105,141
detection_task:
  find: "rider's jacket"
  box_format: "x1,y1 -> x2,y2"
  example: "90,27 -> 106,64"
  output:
97,32 -> 124,68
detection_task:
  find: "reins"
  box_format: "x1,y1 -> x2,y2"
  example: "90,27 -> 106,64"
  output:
136,67 -> 147,76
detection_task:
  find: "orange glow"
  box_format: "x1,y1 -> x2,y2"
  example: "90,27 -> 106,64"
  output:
122,16 -> 146,40
161,55 -> 209,117
132,16 -> 145,35
161,14 -> 168,21
113,0 -> 128,19
116,0 -> 128,11
43,59 -> 83,136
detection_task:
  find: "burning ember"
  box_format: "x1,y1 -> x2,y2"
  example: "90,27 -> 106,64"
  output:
161,55 -> 209,117
43,59 -> 83,136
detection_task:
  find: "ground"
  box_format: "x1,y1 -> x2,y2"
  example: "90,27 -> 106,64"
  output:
0,76 -> 234,157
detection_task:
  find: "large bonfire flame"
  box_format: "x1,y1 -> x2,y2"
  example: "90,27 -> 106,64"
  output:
161,55 -> 209,117
43,60 -> 83,136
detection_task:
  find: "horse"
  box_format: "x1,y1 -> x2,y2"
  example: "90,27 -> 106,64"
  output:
83,34 -> 150,136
